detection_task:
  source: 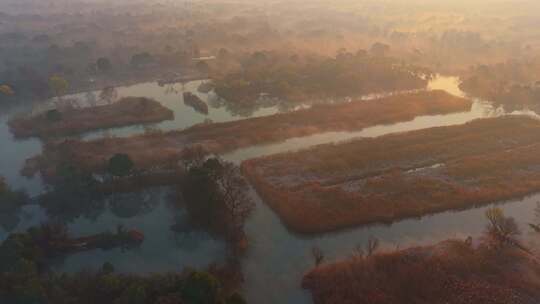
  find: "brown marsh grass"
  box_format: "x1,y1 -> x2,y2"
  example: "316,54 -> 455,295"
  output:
26,90 -> 471,178
302,239 -> 540,304
243,116 -> 540,234
8,97 -> 174,138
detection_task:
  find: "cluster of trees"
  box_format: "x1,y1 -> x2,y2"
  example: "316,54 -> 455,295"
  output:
460,61 -> 540,112
0,225 -> 245,304
0,177 -> 27,211
303,207 -> 540,304
483,207 -> 527,252
0,222 -> 141,264
0,40 -> 198,104
181,155 -> 254,257
107,153 -> 135,178
213,49 -> 432,113
0,177 -> 28,231
39,163 -> 105,223
38,153 -> 144,223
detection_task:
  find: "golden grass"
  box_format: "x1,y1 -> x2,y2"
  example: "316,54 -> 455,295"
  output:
242,116 -> 540,233
8,97 -> 174,138
26,90 -> 471,178
303,239 -> 540,304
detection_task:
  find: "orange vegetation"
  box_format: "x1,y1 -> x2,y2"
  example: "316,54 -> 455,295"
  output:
8,97 -> 174,138
25,90 -> 470,178
242,116 -> 540,233
302,239 -> 540,304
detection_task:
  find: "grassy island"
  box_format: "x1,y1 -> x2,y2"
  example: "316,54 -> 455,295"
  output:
8,97 -> 174,138
303,238 -> 540,304
24,90 -> 471,178
243,116 -> 540,233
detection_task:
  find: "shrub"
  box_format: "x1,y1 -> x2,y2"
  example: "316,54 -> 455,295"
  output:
107,154 -> 134,177
45,109 -> 62,122
181,271 -> 220,304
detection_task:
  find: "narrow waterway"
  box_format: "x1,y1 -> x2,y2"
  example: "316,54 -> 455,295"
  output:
1,76 -> 539,304
223,77 -> 539,303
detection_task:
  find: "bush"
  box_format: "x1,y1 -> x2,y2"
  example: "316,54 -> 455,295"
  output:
107,154 -> 134,177
226,292 -> 247,304
181,271 -> 220,304
45,109 -> 62,122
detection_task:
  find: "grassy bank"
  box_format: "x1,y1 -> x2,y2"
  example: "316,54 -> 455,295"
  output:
302,239 -> 540,304
8,97 -> 174,138
243,116 -> 540,233
25,90 -> 471,178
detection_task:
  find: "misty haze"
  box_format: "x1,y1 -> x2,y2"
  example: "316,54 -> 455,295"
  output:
2,1 -> 540,303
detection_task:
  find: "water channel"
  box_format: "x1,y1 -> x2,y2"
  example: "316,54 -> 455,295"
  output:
1,76 -> 539,304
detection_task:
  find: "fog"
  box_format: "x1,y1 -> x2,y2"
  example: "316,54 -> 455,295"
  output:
3,0 -> 540,303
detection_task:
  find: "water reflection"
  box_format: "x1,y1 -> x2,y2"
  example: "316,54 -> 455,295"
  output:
30,80 -> 282,140
223,81 -> 497,163
0,109 -> 43,197
239,187 -> 540,304
109,190 -> 161,219
55,187 -> 225,274
3,75 -> 540,303
0,187 -> 226,274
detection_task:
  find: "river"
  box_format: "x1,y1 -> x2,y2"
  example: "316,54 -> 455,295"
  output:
1,76 -> 538,304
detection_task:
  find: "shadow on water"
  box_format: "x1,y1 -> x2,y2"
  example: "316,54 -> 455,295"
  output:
3,76 -> 540,303
51,187 -> 226,275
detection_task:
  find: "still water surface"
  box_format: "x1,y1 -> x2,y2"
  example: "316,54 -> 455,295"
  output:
1,76 -> 538,304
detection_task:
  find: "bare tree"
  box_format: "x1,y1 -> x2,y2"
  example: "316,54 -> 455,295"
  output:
484,207 -> 521,249
366,236 -> 380,257
99,86 -> 118,104
181,145 -> 208,170
216,162 -> 255,248
351,243 -> 365,260
311,246 -> 325,266
529,202 -> 540,232
85,91 -> 97,107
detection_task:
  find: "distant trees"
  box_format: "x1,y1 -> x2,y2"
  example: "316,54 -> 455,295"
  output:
96,57 -> 113,74
218,48 -> 230,59
370,42 -> 391,57
48,75 -> 69,101
130,52 -> 154,68
460,60 -> 540,112
196,61 -> 210,74
107,154 -> 135,177
213,50 -> 430,113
